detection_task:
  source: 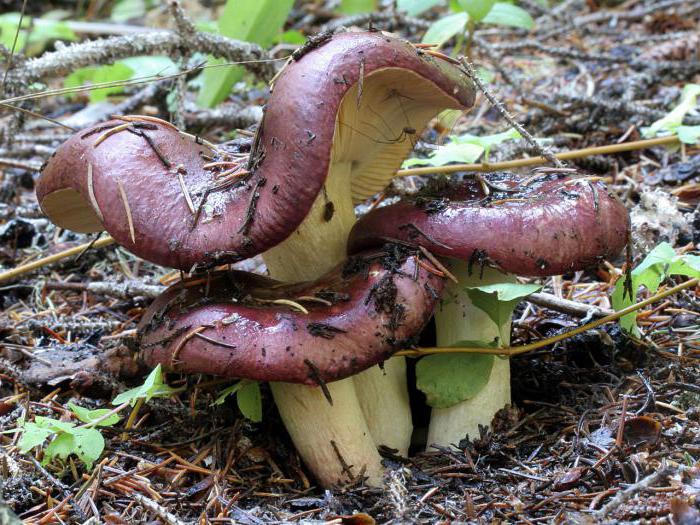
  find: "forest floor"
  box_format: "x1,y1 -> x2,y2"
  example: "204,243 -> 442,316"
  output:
1,0 -> 700,523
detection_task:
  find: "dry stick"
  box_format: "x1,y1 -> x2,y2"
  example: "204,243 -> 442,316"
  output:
458,58 -> 564,169
596,465 -> 676,517
132,493 -> 188,525
0,157 -> 42,171
398,277 -> 699,358
396,135 -> 680,177
0,236 -> 115,284
527,292 -> 612,318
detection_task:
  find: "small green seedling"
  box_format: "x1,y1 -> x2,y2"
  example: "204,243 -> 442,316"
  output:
13,365 -> 180,470
418,0 -> 534,57
642,84 -> 700,145
612,242 -> 700,336
213,380 -> 262,423
15,403 -> 122,470
402,128 -> 521,168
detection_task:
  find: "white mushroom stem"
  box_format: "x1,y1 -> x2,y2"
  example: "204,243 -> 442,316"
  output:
352,358 -> 411,455
263,167 -> 384,487
426,263 -> 514,449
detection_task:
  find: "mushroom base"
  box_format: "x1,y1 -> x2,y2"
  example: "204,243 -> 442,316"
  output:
353,358 -> 412,456
271,380 -> 384,487
426,264 -> 514,449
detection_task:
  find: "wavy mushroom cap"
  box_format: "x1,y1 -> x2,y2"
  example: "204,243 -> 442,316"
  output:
36,31 -> 474,270
348,173 -> 630,276
138,246 -> 445,384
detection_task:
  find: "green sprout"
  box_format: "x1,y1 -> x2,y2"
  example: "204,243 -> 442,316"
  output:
413,0 -> 535,58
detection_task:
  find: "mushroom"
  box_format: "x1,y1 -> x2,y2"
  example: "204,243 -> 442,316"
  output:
139,246 -> 445,486
35,31 -> 474,472
348,172 -> 630,447
252,30 -> 474,458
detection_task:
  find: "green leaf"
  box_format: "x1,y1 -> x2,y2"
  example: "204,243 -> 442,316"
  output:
416,341 -> 497,408
68,403 -> 121,427
452,128 -> 521,159
111,0 -> 149,22
0,13 -> 77,56
642,84 -> 700,138
677,125 -> 700,144
466,282 -> 541,335
338,0 -> 376,13
611,242 -> 700,334
402,141 -> 483,167
42,427 -> 104,470
197,0 -> 295,107
64,56 -> 176,103
483,2 -> 535,28
274,30 -> 306,45
112,365 -> 180,406
422,12 -> 468,47
237,381 -> 262,422
458,0 -> 497,21
18,423 -> 53,452
64,62 -> 134,102
398,0 -> 444,16
477,66 -> 495,84
69,428 -> 105,470
33,416 -> 75,433
44,432 -> 75,464
18,416 -> 105,469
212,380 -> 248,406
402,129 -> 520,167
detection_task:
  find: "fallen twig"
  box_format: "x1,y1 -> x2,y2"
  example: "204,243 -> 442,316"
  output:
0,236 -> 115,284
398,277 -> 699,357
396,135 -> 680,177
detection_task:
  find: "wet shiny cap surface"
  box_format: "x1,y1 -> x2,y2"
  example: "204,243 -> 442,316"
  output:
348,173 -> 630,276
139,246 -> 445,384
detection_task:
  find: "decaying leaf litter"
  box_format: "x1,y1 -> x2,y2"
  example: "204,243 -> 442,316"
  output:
0,0 -> 699,522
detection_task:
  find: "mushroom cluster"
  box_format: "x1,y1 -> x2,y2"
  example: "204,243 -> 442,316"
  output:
35,29 -> 631,487
36,31 -> 476,487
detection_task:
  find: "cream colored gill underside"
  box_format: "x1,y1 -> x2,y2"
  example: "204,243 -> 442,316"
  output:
334,67 -> 461,203
41,187 -> 103,233
264,68 -> 463,281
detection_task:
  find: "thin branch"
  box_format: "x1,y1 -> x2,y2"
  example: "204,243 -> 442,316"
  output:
1,0 -> 27,93
458,58 -> 564,169
5,29 -> 274,87
596,465 -> 677,517
0,236 -> 115,284
396,135 -> 679,177
398,277 -> 699,358
527,292 -> 613,318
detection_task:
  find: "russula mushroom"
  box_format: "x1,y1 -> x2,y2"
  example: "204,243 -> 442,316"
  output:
35,31 -> 474,472
255,30 -> 474,457
139,246 -> 445,486
348,172 -> 630,447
